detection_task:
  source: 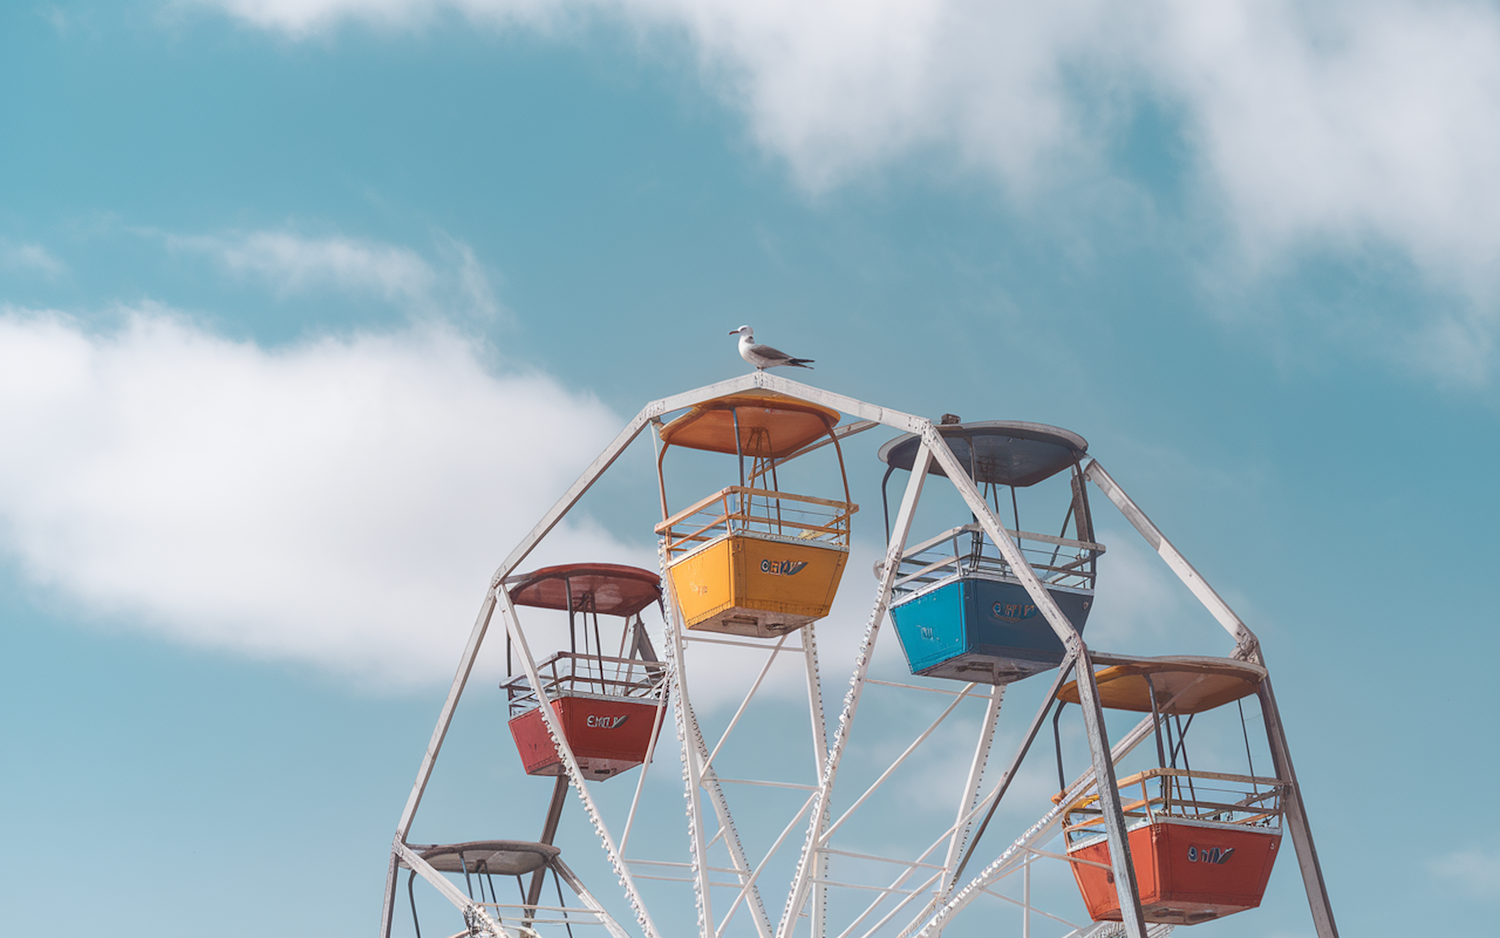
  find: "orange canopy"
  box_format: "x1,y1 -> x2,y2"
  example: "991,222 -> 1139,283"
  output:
1057,656 -> 1266,714
659,390 -> 840,458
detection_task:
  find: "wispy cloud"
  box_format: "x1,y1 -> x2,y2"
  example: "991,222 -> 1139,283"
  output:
167,228 -> 501,319
1,240 -> 66,278
0,307 -> 634,688
1080,527 -> 1191,652
1430,846 -> 1500,897
191,0 -> 1500,384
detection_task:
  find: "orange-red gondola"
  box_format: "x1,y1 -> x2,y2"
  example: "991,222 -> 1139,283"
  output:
1056,657 -> 1286,925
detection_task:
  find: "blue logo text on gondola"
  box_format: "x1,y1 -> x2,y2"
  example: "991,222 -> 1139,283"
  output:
991,601 -> 1039,622
761,559 -> 808,576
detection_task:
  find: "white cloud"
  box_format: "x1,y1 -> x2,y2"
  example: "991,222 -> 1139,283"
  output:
1430,846 -> 1500,897
0,307 -> 640,688
1,241 -> 66,277
169,229 -> 501,319
1078,528 -> 1189,652
194,0 -> 1500,381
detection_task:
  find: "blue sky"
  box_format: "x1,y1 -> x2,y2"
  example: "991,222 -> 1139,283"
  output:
2,1 -> 1497,935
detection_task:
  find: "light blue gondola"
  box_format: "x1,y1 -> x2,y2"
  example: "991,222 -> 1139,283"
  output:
879,420 -> 1103,685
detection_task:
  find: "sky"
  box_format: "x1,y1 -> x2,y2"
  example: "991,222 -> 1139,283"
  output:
2,1 -> 1498,935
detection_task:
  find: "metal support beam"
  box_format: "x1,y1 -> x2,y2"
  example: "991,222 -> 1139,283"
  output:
381,588 -> 500,938
1258,675 -> 1338,937
380,373 -> 780,937
951,656 -> 1076,887
1082,459 -> 1260,658
499,588 -> 663,938
683,672 -> 778,938
525,776 -> 571,918
394,842 -> 505,936
915,662 -> 1256,937
778,440 -> 933,938
895,656 -> 1075,938
925,432 -> 1148,938
941,683 -> 1004,886
660,542 -> 720,938
553,857 -> 635,938
802,623 -> 833,938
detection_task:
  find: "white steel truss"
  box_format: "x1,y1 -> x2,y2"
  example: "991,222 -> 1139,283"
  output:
378,372 -> 1337,938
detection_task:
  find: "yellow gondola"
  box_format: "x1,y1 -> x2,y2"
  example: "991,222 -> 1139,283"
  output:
654,390 -> 857,637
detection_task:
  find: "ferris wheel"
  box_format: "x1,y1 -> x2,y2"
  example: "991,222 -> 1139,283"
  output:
377,373 -> 1339,938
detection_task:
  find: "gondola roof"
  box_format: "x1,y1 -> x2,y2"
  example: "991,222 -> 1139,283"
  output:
879,420 -> 1087,487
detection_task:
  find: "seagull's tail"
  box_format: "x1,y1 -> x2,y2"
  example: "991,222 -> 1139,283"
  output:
787,358 -> 814,369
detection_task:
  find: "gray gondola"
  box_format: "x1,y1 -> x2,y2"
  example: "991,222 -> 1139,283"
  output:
879,420 -> 1104,685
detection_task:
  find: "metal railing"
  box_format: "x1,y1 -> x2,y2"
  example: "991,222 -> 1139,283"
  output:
477,900 -> 615,935
654,485 -> 857,561
1062,768 -> 1286,847
501,651 -> 667,717
889,523 -> 1103,597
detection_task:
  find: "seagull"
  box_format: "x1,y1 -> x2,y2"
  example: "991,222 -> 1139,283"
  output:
730,325 -> 814,370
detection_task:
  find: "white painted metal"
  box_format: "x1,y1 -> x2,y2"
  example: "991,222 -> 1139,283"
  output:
704,635 -> 790,770
396,842 -> 493,920
1022,855 -> 1030,938
665,605 -> 777,938
821,683 -> 979,843
913,698 -> 1168,937
381,587 -> 501,938
497,588 -> 662,938
1258,675 -> 1339,938
381,370 -> 1331,938
801,623 -> 832,938
1082,460 -> 1260,658
921,430 -> 1148,938
616,685 -> 672,857
552,858 -> 635,938
940,683 -> 1004,889
660,543 -> 719,938
776,441 -> 934,938
714,793 -> 821,938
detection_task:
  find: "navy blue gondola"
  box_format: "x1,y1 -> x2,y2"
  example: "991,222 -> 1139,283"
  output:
879,420 -> 1102,685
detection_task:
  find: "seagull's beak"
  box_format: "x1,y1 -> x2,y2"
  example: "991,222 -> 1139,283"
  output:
728,329 -> 739,335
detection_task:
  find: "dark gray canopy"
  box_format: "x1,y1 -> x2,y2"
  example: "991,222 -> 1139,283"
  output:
879,420 -> 1088,488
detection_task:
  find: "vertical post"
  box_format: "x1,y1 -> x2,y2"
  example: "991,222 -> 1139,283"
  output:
1259,676 -> 1339,937
652,416 -> 719,938
941,684 -> 1005,882
802,624 -> 832,938
659,544 -> 718,938
1022,856 -> 1030,938
525,776 -> 571,918
778,441 -> 933,938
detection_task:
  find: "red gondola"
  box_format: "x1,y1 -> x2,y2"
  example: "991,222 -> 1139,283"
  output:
501,563 -> 667,781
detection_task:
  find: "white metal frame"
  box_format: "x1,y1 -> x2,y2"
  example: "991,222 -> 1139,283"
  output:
378,372 -> 1337,938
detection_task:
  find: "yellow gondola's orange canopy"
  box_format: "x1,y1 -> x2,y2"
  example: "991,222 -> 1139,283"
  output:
658,390 -> 840,459
1057,656 -> 1266,714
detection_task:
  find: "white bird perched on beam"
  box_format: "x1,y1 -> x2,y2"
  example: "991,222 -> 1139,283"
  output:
730,325 -> 814,370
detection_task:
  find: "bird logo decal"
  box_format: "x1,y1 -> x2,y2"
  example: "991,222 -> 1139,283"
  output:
585,714 -> 629,729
